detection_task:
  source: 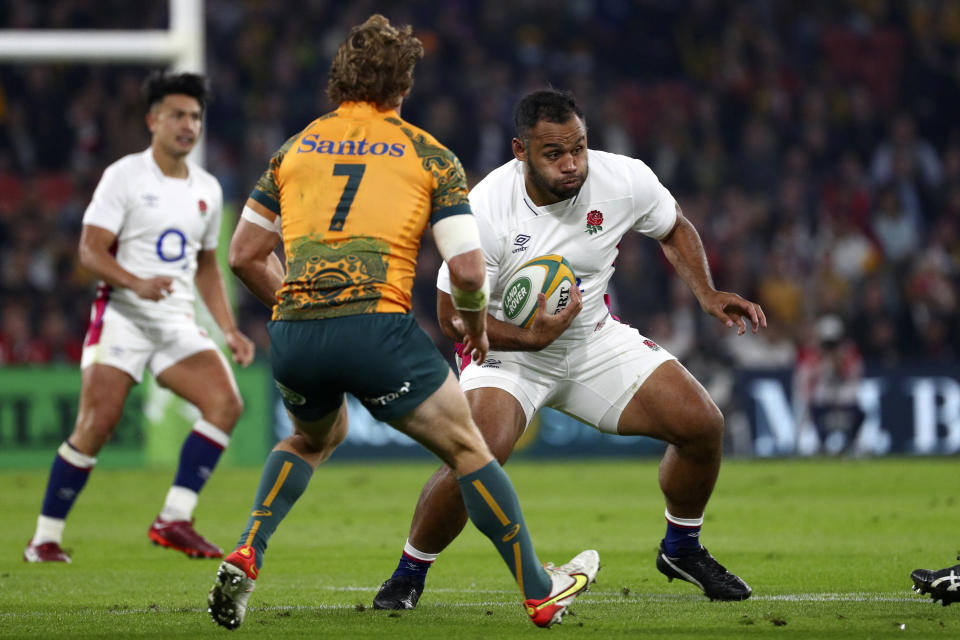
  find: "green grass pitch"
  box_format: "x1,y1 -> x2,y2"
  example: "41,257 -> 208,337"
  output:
1,457 -> 957,638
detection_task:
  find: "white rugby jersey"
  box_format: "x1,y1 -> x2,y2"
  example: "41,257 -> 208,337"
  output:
82,148 -> 223,326
437,149 -> 676,344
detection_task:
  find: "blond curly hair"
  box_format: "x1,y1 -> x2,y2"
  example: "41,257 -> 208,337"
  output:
326,14 -> 424,109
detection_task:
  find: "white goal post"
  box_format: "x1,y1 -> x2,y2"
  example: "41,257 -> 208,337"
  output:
0,0 -> 205,160
0,0 -> 202,66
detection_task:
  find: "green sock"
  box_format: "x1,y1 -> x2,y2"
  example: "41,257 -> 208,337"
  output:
458,460 -> 551,599
236,450 -> 313,570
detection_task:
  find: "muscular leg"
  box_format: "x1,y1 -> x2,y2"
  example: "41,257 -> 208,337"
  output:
617,360 -> 749,600
276,398 -> 350,468
390,373 -> 550,600
27,365 -> 135,555
406,386 -> 527,554
149,350 -> 244,548
617,360 -> 723,519
69,364 -> 137,455
209,400 -> 352,629
235,400 -> 350,568
156,349 -> 243,434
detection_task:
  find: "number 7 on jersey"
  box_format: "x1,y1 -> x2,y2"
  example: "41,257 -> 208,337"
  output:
330,163 -> 366,231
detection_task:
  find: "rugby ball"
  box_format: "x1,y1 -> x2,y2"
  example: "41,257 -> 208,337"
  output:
500,254 -> 576,328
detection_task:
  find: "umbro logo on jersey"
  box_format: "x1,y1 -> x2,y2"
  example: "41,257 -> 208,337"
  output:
512,234 -> 531,253
141,193 -> 160,208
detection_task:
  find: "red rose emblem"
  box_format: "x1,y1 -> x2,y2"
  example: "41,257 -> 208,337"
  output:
585,209 -> 604,235
198,199 -> 208,213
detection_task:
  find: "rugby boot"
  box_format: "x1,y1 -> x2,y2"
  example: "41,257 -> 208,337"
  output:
524,549 -> 600,628
373,575 -> 424,610
208,545 -> 258,629
149,516 -> 223,558
656,541 -> 752,601
911,557 -> 960,606
23,540 -> 71,563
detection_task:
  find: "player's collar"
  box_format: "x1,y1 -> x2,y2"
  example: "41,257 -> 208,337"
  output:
519,172 -> 583,216
522,191 -> 580,216
144,147 -> 192,184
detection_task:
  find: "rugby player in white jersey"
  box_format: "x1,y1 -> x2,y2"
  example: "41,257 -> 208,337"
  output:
374,89 -> 766,608
23,72 -> 254,564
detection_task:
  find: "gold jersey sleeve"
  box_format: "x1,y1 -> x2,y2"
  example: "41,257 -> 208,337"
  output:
249,102 -> 472,320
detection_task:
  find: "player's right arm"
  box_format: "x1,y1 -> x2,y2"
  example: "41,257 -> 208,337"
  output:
78,224 -> 172,301
228,199 -> 285,308
437,286 -> 581,352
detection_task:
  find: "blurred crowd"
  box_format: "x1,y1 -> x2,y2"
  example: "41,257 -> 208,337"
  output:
1,0 -> 958,385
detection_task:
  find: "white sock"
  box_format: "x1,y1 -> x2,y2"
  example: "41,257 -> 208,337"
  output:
403,539 -> 439,564
665,509 -> 704,527
159,485 -> 199,522
33,515 -> 66,545
192,418 -> 230,448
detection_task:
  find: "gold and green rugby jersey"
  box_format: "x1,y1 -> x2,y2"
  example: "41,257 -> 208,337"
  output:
250,101 -> 471,320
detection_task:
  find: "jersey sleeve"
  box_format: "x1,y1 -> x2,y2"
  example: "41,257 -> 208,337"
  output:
428,149 -> 472,225
249,132 -> 302,217
436,199 -> 501,295
475,209 -> 503,291
82,163 -> 129,234
436,260 -> 452,294
201,181 -> 224,251
628,158 -> 677,239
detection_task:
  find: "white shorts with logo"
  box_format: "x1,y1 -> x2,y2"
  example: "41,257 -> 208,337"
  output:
459,318 -> 677,433
81,305 -> 220,383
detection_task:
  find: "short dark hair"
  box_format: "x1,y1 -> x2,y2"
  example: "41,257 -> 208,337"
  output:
514,89 -> 585,140
142,71 -> 209,113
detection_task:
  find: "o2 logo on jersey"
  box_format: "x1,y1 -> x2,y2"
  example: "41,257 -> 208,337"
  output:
156,228 -> 187,262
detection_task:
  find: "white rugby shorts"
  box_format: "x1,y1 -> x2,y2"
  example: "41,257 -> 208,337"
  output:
81,305 -> 220,383
459,318 -> 677,433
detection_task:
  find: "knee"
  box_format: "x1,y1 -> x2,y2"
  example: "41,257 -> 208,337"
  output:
72,406 -> 122,451
703,401 -> 725,439
489,435 -> 515,465
675,399 -> 724,450
297,418 -> 348,463
203,390 -> 244,431
223,392 -> 244,426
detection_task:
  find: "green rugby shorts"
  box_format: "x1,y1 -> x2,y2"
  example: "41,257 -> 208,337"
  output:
267,313 -> 451,422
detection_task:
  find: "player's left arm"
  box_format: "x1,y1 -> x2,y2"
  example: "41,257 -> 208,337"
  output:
659,203 -> 767,335
195,248 -> 255,366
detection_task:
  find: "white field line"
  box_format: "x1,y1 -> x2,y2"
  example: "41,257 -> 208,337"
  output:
0,590 -> 928,618
323,585 -> 924,603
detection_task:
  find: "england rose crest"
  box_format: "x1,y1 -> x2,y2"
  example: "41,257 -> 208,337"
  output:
586,210 -> 603,235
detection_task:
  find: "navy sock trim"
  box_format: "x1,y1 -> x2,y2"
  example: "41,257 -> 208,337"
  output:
391,552 -> 432,581
663,520 -> 703,556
